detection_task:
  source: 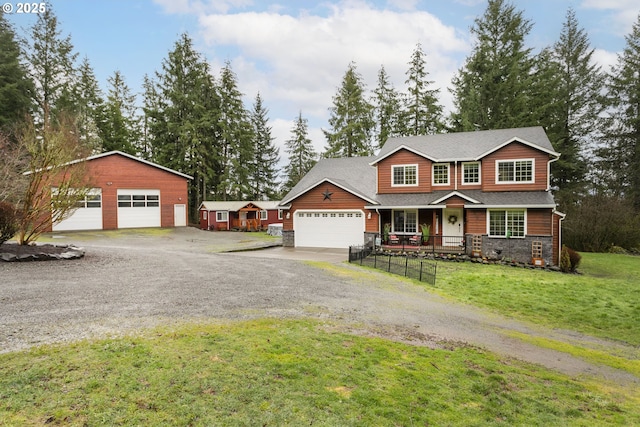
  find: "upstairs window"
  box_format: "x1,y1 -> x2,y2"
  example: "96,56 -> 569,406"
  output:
432,163 -> 449,185
392,165 -> 418,186
497,160 -> 533,183
462,162 -> 480,184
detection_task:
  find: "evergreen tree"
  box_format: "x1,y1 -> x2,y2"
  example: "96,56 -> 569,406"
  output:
0,11 -> 33,131
98,70 -> 140,155
544,8 -> 604,208
283,112 -> 317,193
323,62 -> 374,158
372,65 -> 402,148
249,93 -> 280,200
144,33 -> 220,221
75,57 -> 104,152
216,61 -> 254,200
402,43 -> 444,135
596,13 -> 640,210
450,0 -> 537,131
23,7 -> 78,125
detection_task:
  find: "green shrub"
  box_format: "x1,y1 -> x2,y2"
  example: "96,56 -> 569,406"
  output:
0,201 -> 18,244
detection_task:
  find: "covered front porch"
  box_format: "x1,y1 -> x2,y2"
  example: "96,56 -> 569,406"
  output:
376,206 -> 466,254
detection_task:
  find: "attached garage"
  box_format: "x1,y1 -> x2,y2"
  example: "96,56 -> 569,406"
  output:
294,210 -> 365,248
53,189 -> 103,231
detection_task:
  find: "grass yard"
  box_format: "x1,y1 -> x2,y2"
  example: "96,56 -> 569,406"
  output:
1,319 -> 638,426
434,253 -> 640,346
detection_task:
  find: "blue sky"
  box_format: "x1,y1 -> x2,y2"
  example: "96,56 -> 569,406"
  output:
7,0 -> 639,157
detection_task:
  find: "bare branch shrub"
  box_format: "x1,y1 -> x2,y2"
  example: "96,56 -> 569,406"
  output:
15,114 -> 92,244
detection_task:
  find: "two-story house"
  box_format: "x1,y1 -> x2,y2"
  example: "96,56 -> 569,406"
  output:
279,127 -> 565,266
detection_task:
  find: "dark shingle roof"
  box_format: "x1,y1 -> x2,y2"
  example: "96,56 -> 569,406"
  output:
281,156 -> 377,205
374,126 -> 559,163
280,127 -> 559,208
369,190 -> 556,208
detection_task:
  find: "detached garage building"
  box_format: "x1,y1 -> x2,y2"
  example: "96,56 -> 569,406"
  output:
50,151 -> 192,232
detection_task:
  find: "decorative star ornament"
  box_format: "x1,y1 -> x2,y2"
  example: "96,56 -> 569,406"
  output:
322,188 -> 333,201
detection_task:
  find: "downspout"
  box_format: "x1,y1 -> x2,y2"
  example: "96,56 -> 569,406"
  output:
547,156 -> 559,191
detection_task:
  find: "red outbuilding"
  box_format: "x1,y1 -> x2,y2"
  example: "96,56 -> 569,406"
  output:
50,151 -> 192,231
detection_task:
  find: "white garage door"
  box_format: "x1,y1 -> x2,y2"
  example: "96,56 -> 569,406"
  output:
294,210 -> 365,248
53,189 -> 103,231
117,189 -> 161,229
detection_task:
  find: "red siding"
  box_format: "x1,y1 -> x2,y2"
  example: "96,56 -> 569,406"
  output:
47,153 -> 189,231
285,183 -> 378,232
481,143 -> 550,192
377,150 -> 432,193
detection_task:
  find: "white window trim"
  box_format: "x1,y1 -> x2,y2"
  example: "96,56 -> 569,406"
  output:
487,209 -> 527,238
495,158 -> 535,184
260,210 -> 268,220
391,164 -> 419,187
432,163 -> 450,186
461,162 -> 481,185
216,211 -> 228,222
278,209 -> 283,220
391,209 -> 418,234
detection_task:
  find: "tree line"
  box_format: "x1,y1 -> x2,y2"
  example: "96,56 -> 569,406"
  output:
1,0 -> 639,251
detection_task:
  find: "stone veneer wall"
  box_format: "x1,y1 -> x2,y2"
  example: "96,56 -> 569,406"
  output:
282,230 -> 295,247
466,234 -> 554,266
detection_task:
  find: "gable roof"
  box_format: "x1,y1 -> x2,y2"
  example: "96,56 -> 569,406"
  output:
199,200 -> 281,211
87,151 -> 193,179
280,156 -> 377,206
372,126 -> 560,165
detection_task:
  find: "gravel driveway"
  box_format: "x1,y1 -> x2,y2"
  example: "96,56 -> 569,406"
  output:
1,227 -> 637,385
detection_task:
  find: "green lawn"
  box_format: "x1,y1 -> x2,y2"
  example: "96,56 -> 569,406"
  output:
1,319 -> 638,426
434,252 -> 640,346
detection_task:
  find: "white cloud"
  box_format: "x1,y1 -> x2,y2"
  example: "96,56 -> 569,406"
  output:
194,1 -> 468,150
581,0 -> 639,36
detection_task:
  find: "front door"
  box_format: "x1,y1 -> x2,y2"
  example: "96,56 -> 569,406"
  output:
240,211 -> 247,227
442,208 -> 463,246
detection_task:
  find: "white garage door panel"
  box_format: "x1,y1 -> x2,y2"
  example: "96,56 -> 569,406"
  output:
117,189 -> 161,229
295,211 -> 364,248
53,189 -> 103,231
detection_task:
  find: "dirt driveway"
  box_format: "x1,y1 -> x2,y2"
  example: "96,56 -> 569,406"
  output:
1,227 -> 637,385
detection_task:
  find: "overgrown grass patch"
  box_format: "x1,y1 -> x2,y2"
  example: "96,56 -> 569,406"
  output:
434,253 -> 640,346
1,319 -> 637,426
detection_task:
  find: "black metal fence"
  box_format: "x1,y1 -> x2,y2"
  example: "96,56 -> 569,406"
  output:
348,245 -> 437,286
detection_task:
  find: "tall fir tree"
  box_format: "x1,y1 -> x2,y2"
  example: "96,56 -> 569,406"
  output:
249,93 -> 280,200
283,112 -> 317,193
144,33 -> 220,221
98,70 -> 140,155
596,13 -> 640,210
450,0 -> 537,131
402,43 -> 444,136
543,8 -> 604,208
75,57 -> 104,152
23,7 -> 78,125
372,65 -> 402,148
324,62 -> 374,158
216,61 -> 254,200
0,11 -> 33,132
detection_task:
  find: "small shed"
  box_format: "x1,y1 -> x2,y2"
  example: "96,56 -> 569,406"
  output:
199,201 -> 282,231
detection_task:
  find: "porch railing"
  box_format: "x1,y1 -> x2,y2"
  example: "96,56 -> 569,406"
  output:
381,234 -> 466,254
231,218 -> 262,231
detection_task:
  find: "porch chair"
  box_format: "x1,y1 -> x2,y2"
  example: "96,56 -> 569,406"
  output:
408,233 -> 421,246
389,234 -> 400,245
